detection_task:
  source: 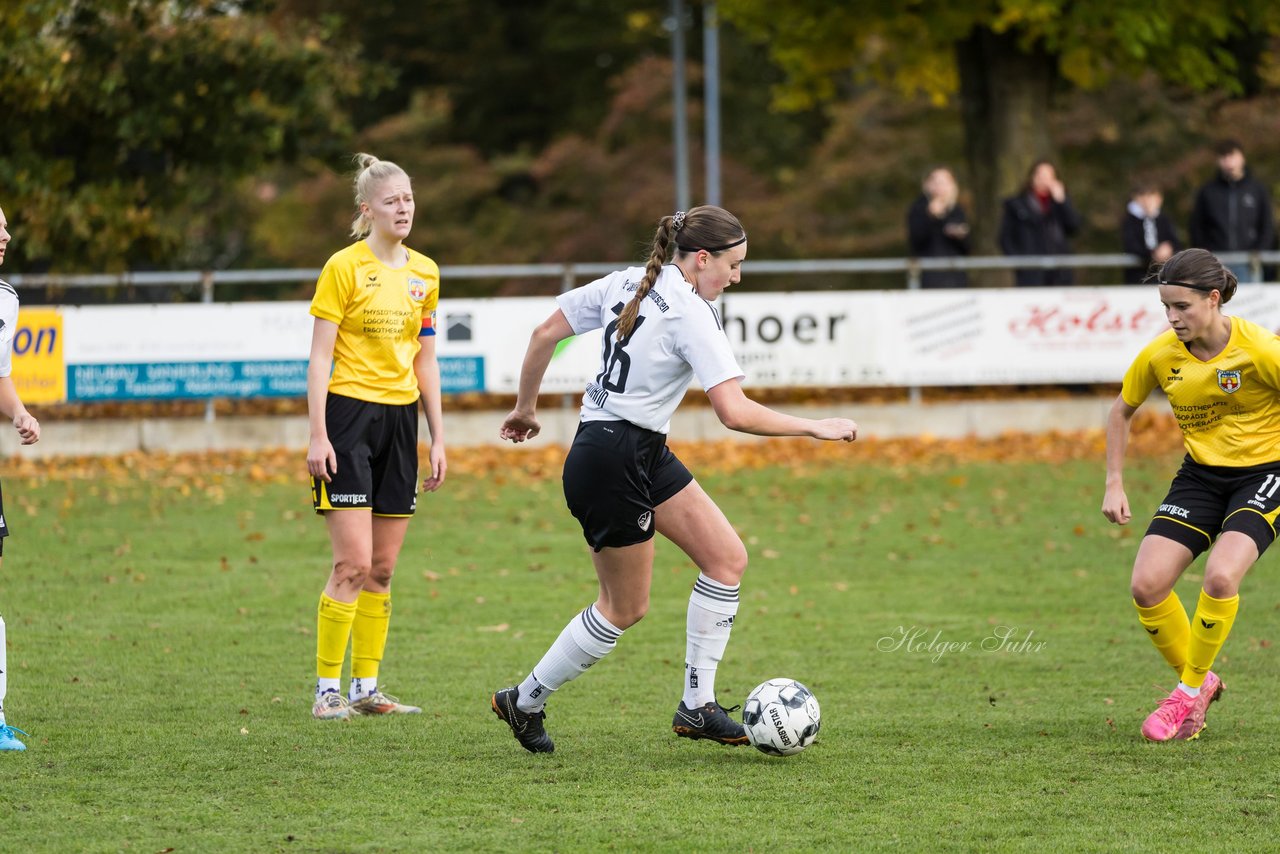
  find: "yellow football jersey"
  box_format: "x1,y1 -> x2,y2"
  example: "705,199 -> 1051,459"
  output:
309,240 -> 440,405
1122,315 -> 1280,467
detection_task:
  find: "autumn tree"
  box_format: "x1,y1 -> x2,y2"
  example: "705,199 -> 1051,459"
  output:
721,1 -> 1280,252
0,0 -> 365,271
269,0 -> 675,157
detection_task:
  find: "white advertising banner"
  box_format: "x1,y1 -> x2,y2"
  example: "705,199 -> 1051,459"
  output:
719,285 -> 1280,387
429,298 -> 603,394
59,303 -> 316,400
49,285 -> 1280,400
61,302 -> 313,362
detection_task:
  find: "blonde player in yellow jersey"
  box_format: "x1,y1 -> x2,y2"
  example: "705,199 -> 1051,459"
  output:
1103,247 -> 1280,742
305,154 -> 446,720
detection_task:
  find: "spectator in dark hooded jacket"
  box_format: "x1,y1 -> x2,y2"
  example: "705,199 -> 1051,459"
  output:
1189,140 -> 1275,283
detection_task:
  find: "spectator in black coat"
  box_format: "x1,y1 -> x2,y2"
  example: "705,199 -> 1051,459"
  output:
1121,184 -> 1180,284
906,167 -> 971,288
1189,139 -> 1275,283
999,160 -> 1083,286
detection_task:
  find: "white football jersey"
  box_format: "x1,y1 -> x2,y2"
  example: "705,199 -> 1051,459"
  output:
557,264 -> 744,433
0,280 -> 17,378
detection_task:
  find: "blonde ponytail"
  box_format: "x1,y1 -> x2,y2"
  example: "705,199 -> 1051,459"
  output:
349,153 -> 410,240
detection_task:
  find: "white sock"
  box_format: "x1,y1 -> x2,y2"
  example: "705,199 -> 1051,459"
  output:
517,605 -> 623,713
0,614 -> 6,725
683,574 -> 740,708
315,678 -> 340,700
1177,682 -> 1201,698
349,676 -> 377,702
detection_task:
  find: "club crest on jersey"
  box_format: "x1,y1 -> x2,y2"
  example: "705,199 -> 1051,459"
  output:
1217,369 -> 1241,394
407,277 -> 428,301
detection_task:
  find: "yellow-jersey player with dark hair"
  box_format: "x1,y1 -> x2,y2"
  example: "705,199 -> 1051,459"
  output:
305,153 -> 446,720
1103,248 -> 1280,742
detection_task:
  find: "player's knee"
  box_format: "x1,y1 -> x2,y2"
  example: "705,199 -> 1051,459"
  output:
332,558 -> 372,587
368,560 -> 395,587
1201,568 -> 1240,600
1130,575 -> 1171,607
703,542 -> 748,585
610,600 -> 649,629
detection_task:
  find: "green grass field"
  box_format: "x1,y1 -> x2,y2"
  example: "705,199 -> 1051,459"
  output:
3,445 -> 1279,852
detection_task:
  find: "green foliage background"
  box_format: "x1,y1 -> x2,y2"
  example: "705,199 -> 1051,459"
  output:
3,1 -> 1280,285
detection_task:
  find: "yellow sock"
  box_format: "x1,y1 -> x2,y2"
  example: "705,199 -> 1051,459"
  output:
351,590 -> 392,681
1134,592 -> 1190,678
316,594 -> 357,679
1181,589 -> 1240,689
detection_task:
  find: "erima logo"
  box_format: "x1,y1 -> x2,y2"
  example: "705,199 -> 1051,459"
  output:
637,511 -> 652,531
365,274 -> 380,287
1201,619 -> 1217,629
1171,368 -> 1181,374
1166,366 -> 1183,382
1146,628 -> 1159,635
329,493 -> 368,504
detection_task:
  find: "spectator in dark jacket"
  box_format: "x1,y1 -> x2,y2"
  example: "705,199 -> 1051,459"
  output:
906,167 -> 971,288
1189,139 -> 1275,283
1121,184 -> 1180,284
999,160 -> 1083,286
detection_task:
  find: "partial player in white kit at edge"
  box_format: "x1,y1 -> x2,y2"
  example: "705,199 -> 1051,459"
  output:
0,205 -> 43,752
491,205 -> 858,753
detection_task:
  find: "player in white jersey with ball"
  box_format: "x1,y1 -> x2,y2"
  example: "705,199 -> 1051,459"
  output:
491,205 -> 857,753
0,205 -> 43,752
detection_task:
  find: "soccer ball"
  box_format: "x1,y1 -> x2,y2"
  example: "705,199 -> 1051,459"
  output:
741,678 -> 821,756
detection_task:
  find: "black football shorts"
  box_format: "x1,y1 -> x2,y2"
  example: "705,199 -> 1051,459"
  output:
311,393 -> 419,516
562,420 -> 694,551
1147,456 -> 1280,558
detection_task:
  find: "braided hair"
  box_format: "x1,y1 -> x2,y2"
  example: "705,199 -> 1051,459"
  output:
615,205 -> 746,340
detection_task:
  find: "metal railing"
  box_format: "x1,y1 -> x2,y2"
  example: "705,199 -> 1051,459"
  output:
9,251 -> 1280,299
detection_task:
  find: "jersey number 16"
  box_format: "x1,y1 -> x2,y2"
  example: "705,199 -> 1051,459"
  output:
597,301 -> 647,394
